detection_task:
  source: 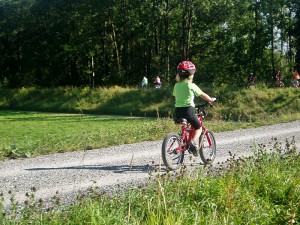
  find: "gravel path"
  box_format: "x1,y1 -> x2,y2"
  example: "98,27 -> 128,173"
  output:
1,121 -> 299,210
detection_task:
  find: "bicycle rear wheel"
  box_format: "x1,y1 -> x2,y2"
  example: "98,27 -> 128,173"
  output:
162,133 -> 184,170
199,130 -> 216,164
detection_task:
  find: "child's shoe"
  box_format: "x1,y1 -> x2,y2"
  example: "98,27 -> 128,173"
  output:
188,140 -> 199,157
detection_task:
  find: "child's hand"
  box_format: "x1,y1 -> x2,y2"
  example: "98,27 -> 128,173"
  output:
209,97 -> 217,105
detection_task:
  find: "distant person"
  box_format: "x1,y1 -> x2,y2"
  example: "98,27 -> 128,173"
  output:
275,70 -> 282,81
154,76 -> 161,88
274,70 -> 285,88
273,70 -> 280,84
292,69 -> 300,87
276,70 -> 281,76
247,72 -> 255,88
141,76 -> 148,88
173,61 -> 216,156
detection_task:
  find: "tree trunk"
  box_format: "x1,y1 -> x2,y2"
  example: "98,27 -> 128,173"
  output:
110,19 -> 122,78
270,11 -> 276,75
164,0 -> 170,81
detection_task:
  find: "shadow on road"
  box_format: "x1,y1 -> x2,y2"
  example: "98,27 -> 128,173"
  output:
25,163 -> 165,173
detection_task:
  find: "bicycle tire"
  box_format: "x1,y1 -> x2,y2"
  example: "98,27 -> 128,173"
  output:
161,133 -> 184,170
199,130 -> 216,164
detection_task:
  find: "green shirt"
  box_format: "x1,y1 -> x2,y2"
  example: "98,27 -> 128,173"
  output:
173,80 -> 203,107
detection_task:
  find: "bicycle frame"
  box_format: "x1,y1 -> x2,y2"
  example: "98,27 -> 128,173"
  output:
162,102 -> 217,170
174,113 -> 212,154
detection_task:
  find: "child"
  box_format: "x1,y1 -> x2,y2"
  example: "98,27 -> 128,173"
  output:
141,76 -> 148,88
173,61 -> 216,156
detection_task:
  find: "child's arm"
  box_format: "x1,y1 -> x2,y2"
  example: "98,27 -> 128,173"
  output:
200,92 -> 216,104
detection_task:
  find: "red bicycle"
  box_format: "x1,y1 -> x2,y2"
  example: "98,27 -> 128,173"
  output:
162,102 -> 217,170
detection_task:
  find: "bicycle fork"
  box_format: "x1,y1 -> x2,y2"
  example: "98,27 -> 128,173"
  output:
176,135 -> 187,154
200,129 -> 212,147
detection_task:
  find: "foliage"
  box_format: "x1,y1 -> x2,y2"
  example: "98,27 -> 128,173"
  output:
0,0 -> 299,87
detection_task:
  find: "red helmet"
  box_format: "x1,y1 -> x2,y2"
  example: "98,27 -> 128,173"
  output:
177,61 -> 196,76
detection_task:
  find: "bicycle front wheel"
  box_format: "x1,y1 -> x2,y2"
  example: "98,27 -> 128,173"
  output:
161,133 -> 184,170
199,131 -> 216,164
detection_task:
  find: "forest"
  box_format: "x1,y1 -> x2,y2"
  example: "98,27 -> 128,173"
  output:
0,0 -> 299,88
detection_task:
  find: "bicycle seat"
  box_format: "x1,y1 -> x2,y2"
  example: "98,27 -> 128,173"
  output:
174,118 -> 188,125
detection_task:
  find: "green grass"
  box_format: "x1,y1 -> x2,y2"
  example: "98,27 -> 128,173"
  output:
0,110 -> 297,161
0,111 -> 178,160
0,110 -> 253,160
1,139 -> 299,224
1,85 -> 299,119
212,85 -> 300,122
0,85 -> 299,223
0,85 -> 299,160
0,86 -> 174,117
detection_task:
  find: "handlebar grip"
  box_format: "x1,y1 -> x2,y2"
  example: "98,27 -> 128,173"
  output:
196,98 -> 217,108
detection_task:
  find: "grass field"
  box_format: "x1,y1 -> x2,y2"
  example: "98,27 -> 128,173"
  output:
1,109 -> 298,161
0,85 -> 299,224
0,111 -> 175,160
0,85 -> 299,160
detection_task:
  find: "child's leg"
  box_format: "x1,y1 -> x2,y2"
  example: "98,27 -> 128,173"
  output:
192,127 -> 202,144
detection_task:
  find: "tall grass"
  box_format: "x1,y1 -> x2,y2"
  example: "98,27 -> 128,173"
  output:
0,86 -> 174,117
0,85 -> 299,119
213,85 -> 300,122
1,139 -> 299,224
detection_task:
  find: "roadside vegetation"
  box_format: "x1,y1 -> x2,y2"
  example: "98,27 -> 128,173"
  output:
1,84 -> 300,119
0,85 -> 299,224
0,85 -> 299,160
1,138 -> 299,224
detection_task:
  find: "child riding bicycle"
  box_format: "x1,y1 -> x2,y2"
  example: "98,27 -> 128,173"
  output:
173,61 -> 216,156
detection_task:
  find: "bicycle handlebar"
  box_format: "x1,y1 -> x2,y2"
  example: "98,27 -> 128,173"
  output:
195,99 -> 217,117
195,98 -> 217,109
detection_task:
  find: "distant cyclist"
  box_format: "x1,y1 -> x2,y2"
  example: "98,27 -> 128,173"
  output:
154,76 -> 162,88
173,61 -> 216,156
274,70 -> 284,88
247,72 -> 255,88
292,69 -> 300,88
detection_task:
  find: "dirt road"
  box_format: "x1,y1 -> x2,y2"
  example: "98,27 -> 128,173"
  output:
1,121 -> 299,210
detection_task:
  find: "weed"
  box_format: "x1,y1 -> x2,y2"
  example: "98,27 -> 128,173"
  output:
1,139 -> 299,224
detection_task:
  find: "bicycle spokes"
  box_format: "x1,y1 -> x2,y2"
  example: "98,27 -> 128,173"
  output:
162,133 -> 185,170
199,131 -> 216,164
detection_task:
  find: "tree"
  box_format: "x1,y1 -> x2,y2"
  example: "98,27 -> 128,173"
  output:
0,0 -> 298,87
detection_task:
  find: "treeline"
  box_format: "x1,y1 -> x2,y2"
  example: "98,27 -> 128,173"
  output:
0,0 -> 299,88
